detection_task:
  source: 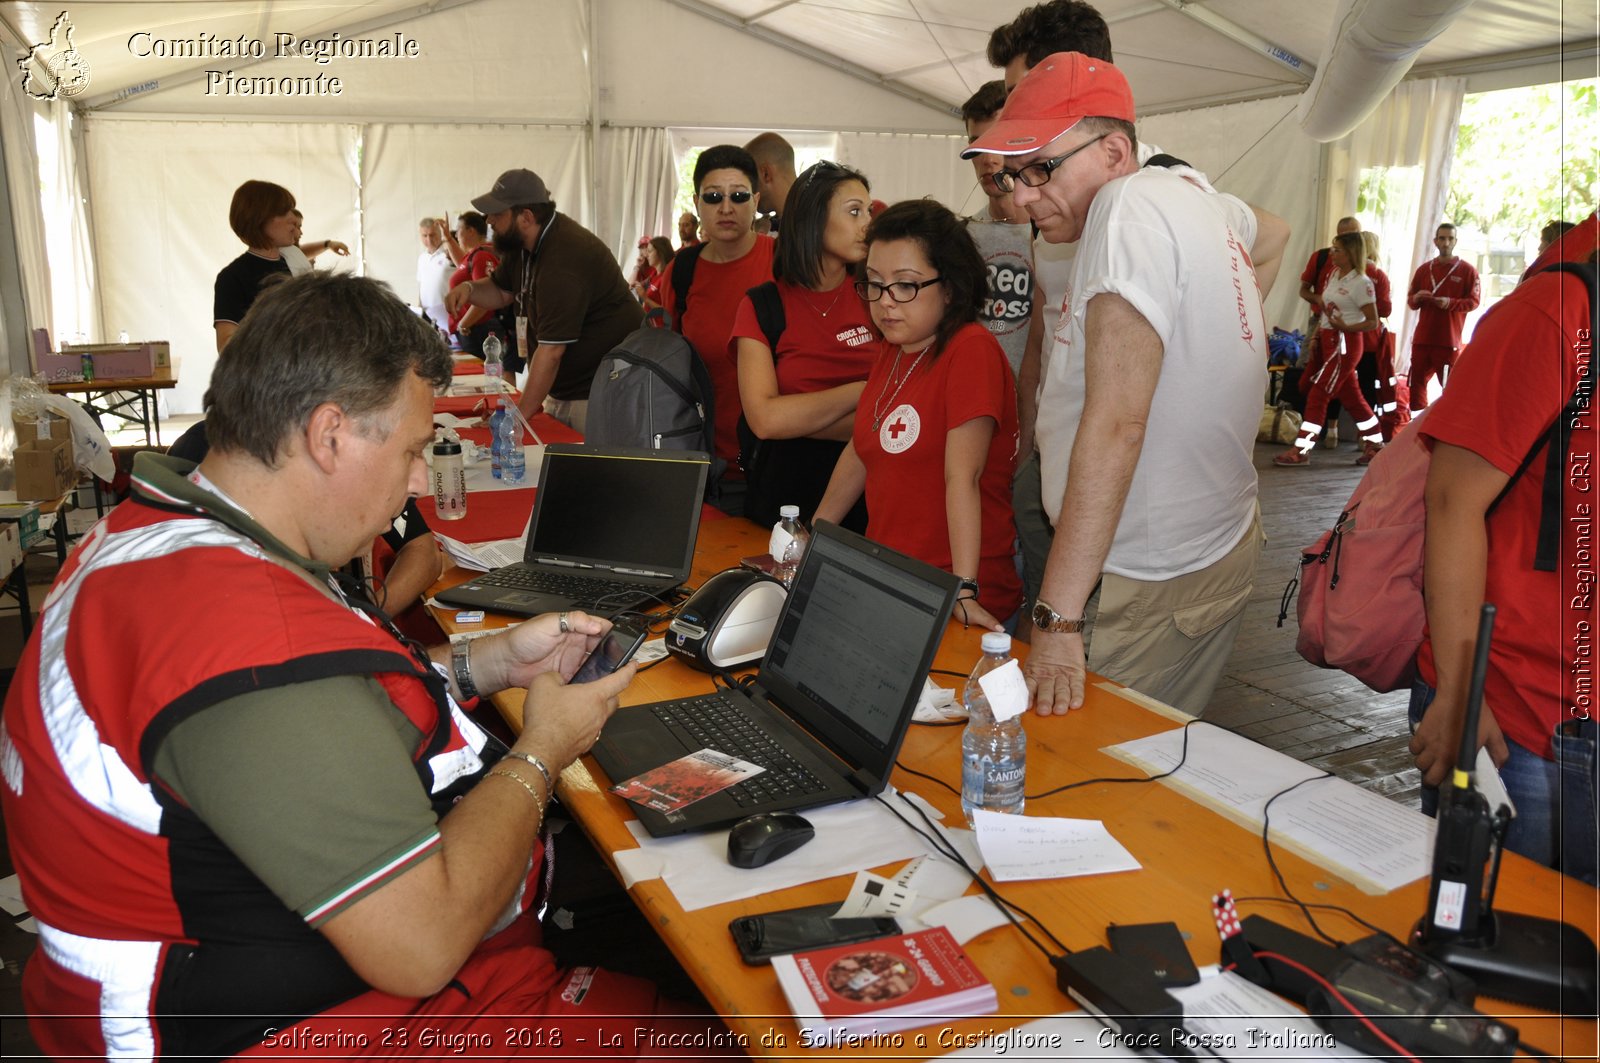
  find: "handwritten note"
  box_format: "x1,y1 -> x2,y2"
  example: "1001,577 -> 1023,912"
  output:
972,810 -> 1141,882
977,659 -> 1029,722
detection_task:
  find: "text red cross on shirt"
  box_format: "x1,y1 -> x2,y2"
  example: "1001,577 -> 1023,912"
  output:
887,417 -> 909,439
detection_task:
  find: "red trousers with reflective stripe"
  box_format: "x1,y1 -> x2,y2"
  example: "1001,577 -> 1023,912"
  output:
1300,330 -> 1378,443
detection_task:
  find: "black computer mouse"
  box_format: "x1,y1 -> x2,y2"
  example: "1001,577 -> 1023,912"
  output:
726,811 -> 815,869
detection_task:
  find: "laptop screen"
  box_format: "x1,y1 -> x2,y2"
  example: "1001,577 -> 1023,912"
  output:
526,446 -> 708,574
760,523 -> 958,776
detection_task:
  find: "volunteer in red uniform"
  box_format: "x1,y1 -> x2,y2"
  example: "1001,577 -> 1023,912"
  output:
814,199 -> 1021,629
0,272 -> 721,1060
732,160 -> 876,530
1276,232 -> 1385,467
1409,211 -> 1597,883
657,145 -> 776,500
1406,221 -> 1481,411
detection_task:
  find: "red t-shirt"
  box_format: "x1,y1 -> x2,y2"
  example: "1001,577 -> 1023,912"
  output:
852,323 -> 1022,619
1415,266 -> 1593,758
730,279 -> 878,396
660,238 -> 776,469
447,246 -> 500,332
1407,257 -> 1481,348
1300,247 -> 1338,299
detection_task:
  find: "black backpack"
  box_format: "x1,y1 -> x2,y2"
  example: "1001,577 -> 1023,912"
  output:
734,281 -> 786,477
585,326 -> 722,486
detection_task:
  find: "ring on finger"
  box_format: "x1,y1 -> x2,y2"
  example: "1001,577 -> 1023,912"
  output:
558,612 -> 570,634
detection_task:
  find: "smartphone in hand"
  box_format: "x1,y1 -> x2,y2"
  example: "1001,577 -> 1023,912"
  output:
571,624 -> 646,683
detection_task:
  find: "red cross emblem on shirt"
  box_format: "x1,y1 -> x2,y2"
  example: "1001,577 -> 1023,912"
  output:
887,417 -> 909,439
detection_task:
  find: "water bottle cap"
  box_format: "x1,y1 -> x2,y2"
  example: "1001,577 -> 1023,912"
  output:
980,632 -> 1011,655
432,436 -> 462,456
779,505 -> 800,519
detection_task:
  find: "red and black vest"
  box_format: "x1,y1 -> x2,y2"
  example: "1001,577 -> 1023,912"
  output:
1,474 -> 502,1061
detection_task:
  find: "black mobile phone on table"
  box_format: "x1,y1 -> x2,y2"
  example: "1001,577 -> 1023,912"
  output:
571,624 -> 646,683
729,903 -> 900,965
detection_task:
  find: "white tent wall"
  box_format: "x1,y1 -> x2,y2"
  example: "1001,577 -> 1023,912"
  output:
1136,96 -> 1321,335
360,121 -> 591,308
836,132 -> 972,214
84,119 -> 361,413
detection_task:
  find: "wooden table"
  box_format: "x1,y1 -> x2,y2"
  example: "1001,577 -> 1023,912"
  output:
429,518 -> 1597,1059
46,364 -> 178,446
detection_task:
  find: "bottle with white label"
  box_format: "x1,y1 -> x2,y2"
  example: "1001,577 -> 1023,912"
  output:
961,632 -> 1026,824
431,434 -> 467,521
769,505 -> 809,586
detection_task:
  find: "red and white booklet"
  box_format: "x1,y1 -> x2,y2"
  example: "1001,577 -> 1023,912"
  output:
771,926 -> 997,1038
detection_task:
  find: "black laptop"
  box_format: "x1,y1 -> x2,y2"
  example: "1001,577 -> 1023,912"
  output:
435,443 -> 710,619
592,521 -> 960,836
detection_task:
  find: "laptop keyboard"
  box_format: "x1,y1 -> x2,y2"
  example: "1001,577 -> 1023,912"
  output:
651,693 -> 826,808
475,566 -> 655,602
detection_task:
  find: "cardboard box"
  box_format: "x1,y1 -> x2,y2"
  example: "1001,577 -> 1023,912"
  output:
0,501 -> 43,547
61,342 -> 157,380
14,434 -> 74,500
34,350 -> 87,383
0,521 -> 22,579
14,411 -> 70,448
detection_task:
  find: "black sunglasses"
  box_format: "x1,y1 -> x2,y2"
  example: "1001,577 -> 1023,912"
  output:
699,189 -> 753,205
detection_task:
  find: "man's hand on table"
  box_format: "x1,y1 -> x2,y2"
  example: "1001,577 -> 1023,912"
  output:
1024,629 -> 1087,715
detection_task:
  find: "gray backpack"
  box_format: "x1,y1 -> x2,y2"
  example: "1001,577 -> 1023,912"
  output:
585,326 -> 722,480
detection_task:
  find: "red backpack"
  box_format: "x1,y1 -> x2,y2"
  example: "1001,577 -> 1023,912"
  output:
1282,261 -> 1595,691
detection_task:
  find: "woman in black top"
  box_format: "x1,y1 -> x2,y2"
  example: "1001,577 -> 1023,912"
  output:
213,180 -> 298,352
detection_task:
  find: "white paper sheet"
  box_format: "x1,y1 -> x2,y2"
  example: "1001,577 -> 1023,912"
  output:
972,810 -> 1141,881
1106,723 -> 1433,893
611,789 -> 960,913
435,533 -> 525,572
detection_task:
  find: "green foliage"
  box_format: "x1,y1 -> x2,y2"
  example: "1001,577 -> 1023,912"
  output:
1445,80 -> 1598,242
675,148 -> 702,219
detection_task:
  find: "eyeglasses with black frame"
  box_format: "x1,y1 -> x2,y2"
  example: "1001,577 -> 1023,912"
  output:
991,132 -> 1111,193
854,277 -> 944,303
699,189 -> 754,206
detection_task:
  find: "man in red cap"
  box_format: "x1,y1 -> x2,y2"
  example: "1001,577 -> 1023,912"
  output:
966,52 -> 1289,716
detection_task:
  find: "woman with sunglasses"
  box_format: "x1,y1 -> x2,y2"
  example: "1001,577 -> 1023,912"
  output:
657,146 -> 776,495
731,161 -> 875,530
815,200 -> 1021,631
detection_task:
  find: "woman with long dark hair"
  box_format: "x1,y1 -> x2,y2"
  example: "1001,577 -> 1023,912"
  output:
730,161 -> 875,530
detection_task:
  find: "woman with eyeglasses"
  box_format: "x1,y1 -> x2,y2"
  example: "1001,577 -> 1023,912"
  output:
814,200 -> 1021,631
657,146 -> 776,495
731,161 -> 875,530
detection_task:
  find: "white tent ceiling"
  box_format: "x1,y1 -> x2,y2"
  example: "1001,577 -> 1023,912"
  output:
0,0 -> 1593,413
3,0 -> 1593,125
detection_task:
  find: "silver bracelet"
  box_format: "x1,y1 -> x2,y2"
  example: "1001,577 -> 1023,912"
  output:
450,639 -> 480,701
503,750 -> 554,793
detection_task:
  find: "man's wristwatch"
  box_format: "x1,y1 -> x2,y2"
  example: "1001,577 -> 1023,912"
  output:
1031,599 -> 1085,634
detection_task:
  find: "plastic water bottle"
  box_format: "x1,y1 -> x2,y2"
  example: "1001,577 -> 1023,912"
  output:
488,402 -> 507,479
769,505 -> 809,586
497,398 -> 526,484
431,434 -> 467,521
482,332 -> 504,389
961,632 -> 1026,825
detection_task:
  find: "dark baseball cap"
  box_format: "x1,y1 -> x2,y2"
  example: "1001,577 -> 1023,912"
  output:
471,168 -> 552,213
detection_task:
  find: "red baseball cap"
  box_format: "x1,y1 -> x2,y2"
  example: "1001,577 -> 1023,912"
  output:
961,52 -> 1135,159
